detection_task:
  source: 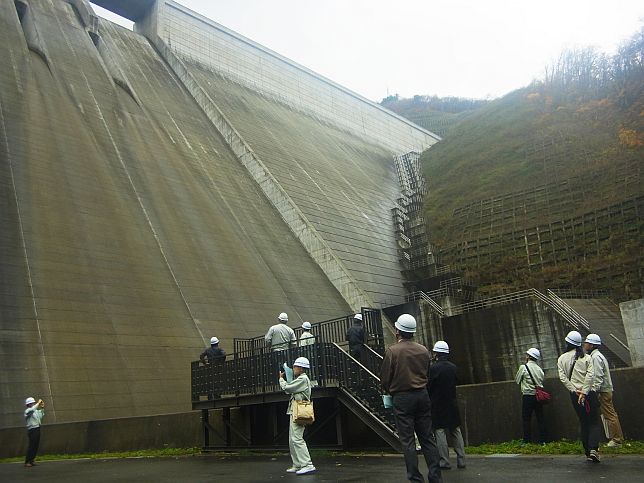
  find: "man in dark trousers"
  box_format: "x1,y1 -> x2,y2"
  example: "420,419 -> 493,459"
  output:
428,341 -> 465,470
24,397 -> 45,468
380,314 -> 442,483
200,336 -> 226,364
345,313 -> 366,359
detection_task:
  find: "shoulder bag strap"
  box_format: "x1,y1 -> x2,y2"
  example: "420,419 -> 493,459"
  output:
524,363 -> 537,386
568,353 -> 579,381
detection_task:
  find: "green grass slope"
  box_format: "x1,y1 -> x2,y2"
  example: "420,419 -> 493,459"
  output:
418,36 -> 643,298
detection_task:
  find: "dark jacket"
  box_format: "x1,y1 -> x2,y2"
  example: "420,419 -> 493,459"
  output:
200,346 -> 226,364
346,323 -> 366,353
428,356 -> 461,430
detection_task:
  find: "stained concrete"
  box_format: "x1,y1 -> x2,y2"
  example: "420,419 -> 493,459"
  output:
1,0 -> 361,427
2,454 -> 644,482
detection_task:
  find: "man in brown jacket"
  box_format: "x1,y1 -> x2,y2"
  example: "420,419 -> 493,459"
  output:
381,314 -> 442,483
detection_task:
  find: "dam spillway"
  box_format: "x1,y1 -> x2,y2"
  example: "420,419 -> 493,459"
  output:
0,0 -> 437,427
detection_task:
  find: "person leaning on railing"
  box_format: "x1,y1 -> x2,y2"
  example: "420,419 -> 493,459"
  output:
200,336 -> 226,365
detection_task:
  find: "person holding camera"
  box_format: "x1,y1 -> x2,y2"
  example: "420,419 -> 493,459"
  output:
24,397 -> 45,468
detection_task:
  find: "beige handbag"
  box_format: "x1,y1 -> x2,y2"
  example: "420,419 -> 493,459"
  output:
292,380 -> 315,425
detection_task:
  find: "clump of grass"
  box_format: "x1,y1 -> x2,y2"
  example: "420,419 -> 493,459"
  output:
0,447 -> 201,464
466,439 -> 644,455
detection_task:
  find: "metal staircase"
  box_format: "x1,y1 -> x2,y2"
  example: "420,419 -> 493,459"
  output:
191,309 -> 401,451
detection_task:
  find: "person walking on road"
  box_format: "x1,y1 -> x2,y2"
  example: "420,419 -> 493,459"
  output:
380,314 -> 443,483
515,348 -> 547,444
24,397 -> 45,468
279,357 -> 316,475
428,341 -> 466,470
557,330 -> 600,462
584,334 -> 624,448
345,313 -> 366,360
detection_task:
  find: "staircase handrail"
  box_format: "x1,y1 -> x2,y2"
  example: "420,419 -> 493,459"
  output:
447,288 -> 590,332
548,288 -> 610,299
405,291 -> 445,317
546,290 -> 592,331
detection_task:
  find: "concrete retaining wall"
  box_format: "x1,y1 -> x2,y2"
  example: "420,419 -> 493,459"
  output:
621,298 -> 644,367
2,368 -> 641,457
458,367 -> 644,445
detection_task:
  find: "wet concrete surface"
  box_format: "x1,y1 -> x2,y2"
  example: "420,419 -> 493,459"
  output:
2,453 -> 643,482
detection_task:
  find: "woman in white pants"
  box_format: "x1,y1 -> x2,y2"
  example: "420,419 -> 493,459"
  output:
279,357 -> 316,475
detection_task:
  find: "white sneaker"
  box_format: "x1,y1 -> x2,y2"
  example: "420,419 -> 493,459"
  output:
607,440 -> 622,448
286,467 -> 299,473
296,465 -> 316,475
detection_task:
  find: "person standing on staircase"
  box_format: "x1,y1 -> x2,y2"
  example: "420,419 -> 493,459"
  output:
584,334 -> 624,448
346,313 -> 366,360
557,330 -> 600,463
429,341 -> 466,470
380,314 -> 442,483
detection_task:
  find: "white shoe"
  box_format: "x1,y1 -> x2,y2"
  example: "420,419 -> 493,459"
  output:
607,440 -> 622,448
286,467 -> 299,473
296,465 -> 316,475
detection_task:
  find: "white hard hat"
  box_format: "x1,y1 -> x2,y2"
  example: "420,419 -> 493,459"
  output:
354,313 -> 363,321
25,397 -> 36,405
585,333 -> 602,345
210,336 -> 219,345
565,330 -> 582,346
293,357 -> 310,369
302,321 -> 312,330
526,348 -> 541,360
278,312 -> 288,322
433,341 -> 449,353
395,314 -> 416,333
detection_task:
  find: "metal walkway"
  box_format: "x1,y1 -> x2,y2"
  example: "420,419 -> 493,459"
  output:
190,309 -> 400,451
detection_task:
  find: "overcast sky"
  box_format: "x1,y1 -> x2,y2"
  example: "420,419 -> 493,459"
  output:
92,1 -> 643,102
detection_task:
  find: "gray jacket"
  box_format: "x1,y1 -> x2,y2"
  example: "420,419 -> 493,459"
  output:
279,373 -> 311,414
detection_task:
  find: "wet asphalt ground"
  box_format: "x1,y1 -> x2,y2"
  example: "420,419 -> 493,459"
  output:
2,453 -> 643,482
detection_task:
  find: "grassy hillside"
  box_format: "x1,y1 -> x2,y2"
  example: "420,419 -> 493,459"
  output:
418,34 -> 643,298
382,95 -> 487,137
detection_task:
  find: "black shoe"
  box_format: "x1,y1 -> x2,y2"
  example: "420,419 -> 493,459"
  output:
440,465 -> 451,470
457,464 -> 466,469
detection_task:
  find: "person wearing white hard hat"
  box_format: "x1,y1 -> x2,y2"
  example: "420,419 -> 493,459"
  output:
380,314 -> 442,483
265,312 -> 297,352
584,334 -> 624,447
345,313 -> 366,360
23,396 -> 45,467
515,348 -> 547,444
557,330 -> 600,462
200,336 -> 226,365
279,357 -> 316,475
429,341 -> 465,470
299,322 -> 315,347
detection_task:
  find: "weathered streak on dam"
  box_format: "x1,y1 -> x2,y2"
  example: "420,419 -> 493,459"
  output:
1,0 -> 437,427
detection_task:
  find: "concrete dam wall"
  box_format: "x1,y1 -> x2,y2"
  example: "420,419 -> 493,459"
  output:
0,0 -> 434,427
